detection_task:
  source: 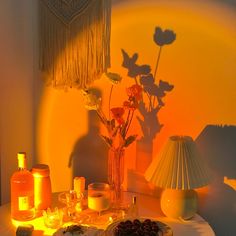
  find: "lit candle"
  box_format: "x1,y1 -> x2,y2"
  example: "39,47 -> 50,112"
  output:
73,177 -> 85,211
73,177 -> 85,197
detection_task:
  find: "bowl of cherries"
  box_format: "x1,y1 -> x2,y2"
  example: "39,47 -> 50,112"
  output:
106,218 -> 173,236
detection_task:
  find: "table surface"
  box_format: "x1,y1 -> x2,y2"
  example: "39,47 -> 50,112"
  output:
0,192 -> 215,236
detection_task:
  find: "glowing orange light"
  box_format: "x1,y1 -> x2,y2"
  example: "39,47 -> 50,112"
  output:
12,217 -> 56,235
36,0 -> 236,192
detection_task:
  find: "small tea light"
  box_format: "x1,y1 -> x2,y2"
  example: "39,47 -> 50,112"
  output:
88,193 -> 110,212
43,207 -> 62,229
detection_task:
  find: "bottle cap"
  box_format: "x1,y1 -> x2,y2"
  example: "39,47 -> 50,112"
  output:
17,152 -> 26,169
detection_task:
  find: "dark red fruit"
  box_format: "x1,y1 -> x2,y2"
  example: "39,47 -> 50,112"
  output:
114,219 -> 160,236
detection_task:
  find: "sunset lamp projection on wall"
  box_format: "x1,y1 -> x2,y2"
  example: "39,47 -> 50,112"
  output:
145,135 -> 210,220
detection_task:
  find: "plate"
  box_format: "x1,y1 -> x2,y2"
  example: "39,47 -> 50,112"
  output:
105,218 -> 173,236
53,225 -> 104,236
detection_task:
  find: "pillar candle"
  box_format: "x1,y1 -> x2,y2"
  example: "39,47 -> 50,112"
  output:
73,177 -> 85,197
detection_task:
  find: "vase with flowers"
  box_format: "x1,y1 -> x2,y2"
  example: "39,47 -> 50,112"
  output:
82,75 -> 142,205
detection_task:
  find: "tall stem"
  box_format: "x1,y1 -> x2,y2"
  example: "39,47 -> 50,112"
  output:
109,85 -> 114,121
124,110 -> 131,136
125,110 -> 134,136
154,46 -> 162,80
96,110 -> 106,125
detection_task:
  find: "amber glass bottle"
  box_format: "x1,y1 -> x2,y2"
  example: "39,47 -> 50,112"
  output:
11,152 -> 35,221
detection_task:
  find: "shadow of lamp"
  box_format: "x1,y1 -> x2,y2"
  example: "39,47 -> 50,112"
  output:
145,135 -> 210,220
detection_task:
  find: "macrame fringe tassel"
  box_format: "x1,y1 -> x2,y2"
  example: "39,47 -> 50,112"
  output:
39,0 -> 111,90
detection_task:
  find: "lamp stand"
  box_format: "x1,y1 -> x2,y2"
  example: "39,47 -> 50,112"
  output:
160,189 -> 197,220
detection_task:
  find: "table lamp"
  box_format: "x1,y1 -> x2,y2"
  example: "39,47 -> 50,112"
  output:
145,135 -> 210,220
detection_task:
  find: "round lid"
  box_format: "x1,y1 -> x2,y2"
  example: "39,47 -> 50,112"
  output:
32,164 -> 50,176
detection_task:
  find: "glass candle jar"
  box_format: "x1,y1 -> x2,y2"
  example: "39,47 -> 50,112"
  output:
88,183 -> 111,213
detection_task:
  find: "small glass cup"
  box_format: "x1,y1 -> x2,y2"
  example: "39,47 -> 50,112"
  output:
88,183 -> 111,224
43,207 -> 63,229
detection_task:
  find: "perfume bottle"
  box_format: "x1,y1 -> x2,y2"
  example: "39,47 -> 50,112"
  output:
11,152 -> 35,220
127,196 -> 139,219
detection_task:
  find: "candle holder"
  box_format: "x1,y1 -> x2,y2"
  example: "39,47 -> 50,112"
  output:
58,190 -> 87,223
43,207 -> 63,229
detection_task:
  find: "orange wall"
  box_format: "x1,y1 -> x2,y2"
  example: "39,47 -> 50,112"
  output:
36,0 -> 236,192
109,0 -> 236,153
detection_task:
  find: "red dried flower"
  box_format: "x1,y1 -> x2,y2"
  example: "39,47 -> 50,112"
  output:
126,84 -> 143,101
123,101 -> 138,111
111,107 -> 125,125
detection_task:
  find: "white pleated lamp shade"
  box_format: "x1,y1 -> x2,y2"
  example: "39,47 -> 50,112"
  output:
145,136 -> 210,190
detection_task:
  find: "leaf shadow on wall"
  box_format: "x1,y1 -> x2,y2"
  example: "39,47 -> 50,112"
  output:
68,89 -> 108,187
196,125 -> 236,235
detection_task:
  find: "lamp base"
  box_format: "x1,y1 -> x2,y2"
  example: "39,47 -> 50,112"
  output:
160,189 -> 197,220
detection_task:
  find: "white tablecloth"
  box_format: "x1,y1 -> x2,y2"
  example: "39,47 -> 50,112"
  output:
0,192 -> 215,236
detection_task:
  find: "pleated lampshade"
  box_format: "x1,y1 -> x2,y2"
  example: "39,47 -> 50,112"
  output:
145,135 -> 210,190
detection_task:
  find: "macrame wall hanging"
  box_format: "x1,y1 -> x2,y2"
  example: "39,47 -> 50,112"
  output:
39,0 -> 111,89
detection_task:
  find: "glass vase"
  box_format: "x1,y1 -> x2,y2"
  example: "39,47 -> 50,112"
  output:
108,147 -> 125,206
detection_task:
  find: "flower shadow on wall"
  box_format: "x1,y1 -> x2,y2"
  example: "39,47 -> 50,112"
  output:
122,27 -> 175,142
76,27 -> 176,189
121,27 -> 176,173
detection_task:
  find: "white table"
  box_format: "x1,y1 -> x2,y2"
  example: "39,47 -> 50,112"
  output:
0,192 -> 215,236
